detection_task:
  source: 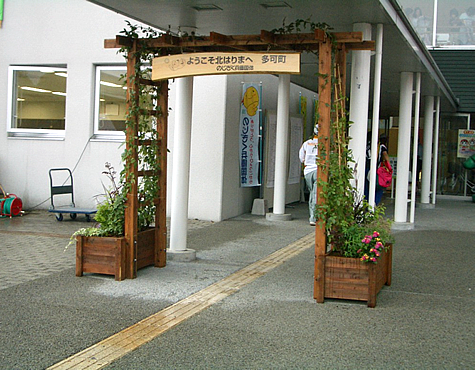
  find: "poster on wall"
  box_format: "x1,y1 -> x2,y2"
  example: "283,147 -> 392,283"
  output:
266,112 -> 277,188
288,116 -> 303,184
457,129 -> 475,158
265,113 -> 303,187
299,95 -> 307,138
239,83 -> 262,187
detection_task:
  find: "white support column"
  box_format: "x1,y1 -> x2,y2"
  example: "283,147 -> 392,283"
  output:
169,76 -> 196,261
267,74 -> 292,221
368,23 -> 383,208
394,72 -> 414,228
409,72 -> 421,223
431,96 -> 441,205
349,23 -> 372,197
421,95 -> 435,205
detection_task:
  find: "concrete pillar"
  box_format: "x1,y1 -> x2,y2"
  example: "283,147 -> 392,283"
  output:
394,72 -> 414,227
169,76 -> 196,261
349,23 -> 372,196
421,95 -> 434,205
409,73 -> 422,223
432,96 -> 441,205
368,23 -> 383,208
267,74 -> 292,221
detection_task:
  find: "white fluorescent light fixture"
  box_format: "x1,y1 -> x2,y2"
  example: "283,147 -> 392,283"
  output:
20,86 -> 52,93
38,67 -> 56,73
260,1 -> 292,9
100,81 -> 123,88
17,98 -> 25,102
191,4 -> 222,11
52,91 -> 67,96
55,72 -> 68,78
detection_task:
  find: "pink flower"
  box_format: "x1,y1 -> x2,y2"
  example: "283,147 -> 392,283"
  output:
373,231 -> 380,238
371,257 -> 377,262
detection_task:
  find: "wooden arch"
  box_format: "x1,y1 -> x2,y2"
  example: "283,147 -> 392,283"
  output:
104,29 -> 374,283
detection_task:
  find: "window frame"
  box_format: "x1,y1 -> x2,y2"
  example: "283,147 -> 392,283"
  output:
93,65 -> 127,141
7,65 -> 68,140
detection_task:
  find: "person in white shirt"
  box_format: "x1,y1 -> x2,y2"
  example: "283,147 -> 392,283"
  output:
299,125 -> 319,226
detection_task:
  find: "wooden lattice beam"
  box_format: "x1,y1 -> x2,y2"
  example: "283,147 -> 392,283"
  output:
105,30 -> 374,53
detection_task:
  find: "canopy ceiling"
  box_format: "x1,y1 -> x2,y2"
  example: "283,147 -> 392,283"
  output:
88,0 -> 458,118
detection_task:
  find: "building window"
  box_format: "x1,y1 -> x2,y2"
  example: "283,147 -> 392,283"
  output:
8,66 -> 67,138
94,66 -> 127,139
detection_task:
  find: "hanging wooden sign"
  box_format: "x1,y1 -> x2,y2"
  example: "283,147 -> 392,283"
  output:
152,52 -> 301,80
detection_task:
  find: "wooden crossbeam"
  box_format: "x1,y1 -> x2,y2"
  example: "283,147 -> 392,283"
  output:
104,30 -> 374,53
345,41 -> 375,51
137,169 -> 158,177
210,32 -> 247,51
260,30 -> 275,44
139,78 -> 163,87
332,31 -> 363,43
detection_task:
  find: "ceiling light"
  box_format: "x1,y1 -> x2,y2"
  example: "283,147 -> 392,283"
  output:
52,92 -> 67,96
38,68 -> 56,73
260,1 -> 292,9
17,98 -> 25,102
55,72 -> 68,78
191,4 -> 223,11
100,81 -> 123,88
20,86 -> 52,93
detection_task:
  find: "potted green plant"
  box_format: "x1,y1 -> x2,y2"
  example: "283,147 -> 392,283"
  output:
314,70 -> 394,307
73,162 -> 157,280
73,23 -> 165,280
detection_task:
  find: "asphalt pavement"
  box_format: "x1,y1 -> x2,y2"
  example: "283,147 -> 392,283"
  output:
0,195 -> 474,369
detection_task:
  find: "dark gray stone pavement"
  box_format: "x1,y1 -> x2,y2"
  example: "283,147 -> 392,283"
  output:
0,195 -> 474,369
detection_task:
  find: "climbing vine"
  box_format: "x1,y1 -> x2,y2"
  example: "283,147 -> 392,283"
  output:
117,21 -> 164,232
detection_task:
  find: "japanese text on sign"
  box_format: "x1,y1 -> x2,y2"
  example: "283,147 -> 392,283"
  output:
152,52 -> 300,80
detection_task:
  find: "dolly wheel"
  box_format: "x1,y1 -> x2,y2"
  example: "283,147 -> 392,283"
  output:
70,213 -> 77,220
55,213 -> 64,221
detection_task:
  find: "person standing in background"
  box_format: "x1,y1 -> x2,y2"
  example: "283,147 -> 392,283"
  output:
364,133 -> 390,205
299,125 -> 319,226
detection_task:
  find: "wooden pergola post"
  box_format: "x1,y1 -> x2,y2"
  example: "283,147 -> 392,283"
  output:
156,78 -> 168,267
314,38 -> 332,302
125,39 -> 140,279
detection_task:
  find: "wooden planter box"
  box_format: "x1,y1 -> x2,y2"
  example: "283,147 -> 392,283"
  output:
76,228 -> 157,281
316,244 -> 392,308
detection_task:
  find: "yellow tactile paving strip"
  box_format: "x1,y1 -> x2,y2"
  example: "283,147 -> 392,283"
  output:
48,233 -> 314,370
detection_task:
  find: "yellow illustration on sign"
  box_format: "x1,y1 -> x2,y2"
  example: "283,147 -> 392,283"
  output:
242,86 -> 259,116
152,52 -> 301,80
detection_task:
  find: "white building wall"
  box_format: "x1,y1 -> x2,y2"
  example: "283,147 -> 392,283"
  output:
0,0 -> 136,209
1,0 -> 318,222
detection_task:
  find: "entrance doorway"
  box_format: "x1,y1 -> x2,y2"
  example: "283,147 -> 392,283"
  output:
438,113 -> 475,195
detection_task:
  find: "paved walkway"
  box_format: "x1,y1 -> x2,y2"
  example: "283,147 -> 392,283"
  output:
0,211 -> 214,291
0,196 -> 474,369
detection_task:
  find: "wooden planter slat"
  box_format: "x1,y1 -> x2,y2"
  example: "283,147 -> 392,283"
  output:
76,229 -> 156,281
137,228 -> 155,270
316,244 -> 392,307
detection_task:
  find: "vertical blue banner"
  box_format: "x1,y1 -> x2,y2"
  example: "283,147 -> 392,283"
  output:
239,83 -> 261,187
